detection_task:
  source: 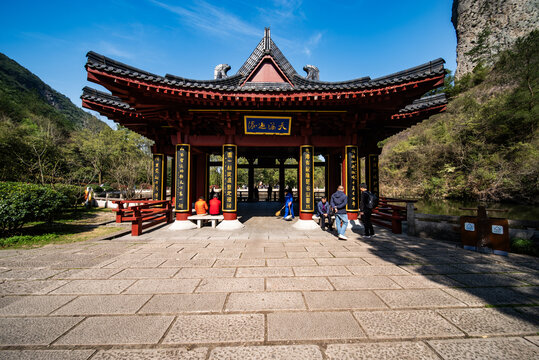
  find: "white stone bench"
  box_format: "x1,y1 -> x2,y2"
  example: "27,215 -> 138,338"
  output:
187,214 -> 224,228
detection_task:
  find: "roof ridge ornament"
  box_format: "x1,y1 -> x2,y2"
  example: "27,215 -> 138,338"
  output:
303,65 -> 319,81
263,27 -> 271,53
214,64 -> 231,79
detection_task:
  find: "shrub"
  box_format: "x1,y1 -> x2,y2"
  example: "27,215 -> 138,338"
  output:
0,182 -> 67,235
511,238 -> 538,257
51,183 -> 84,208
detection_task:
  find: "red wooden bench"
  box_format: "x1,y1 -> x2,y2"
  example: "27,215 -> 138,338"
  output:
112,200 -> 173,236
370,197 -> 415,234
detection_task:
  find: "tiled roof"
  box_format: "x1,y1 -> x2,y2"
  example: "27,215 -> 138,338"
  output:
398,93 -> 447,113
81,86 -> 136,112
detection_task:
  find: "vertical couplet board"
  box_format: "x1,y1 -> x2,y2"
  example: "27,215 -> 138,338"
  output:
152,154 -> 165,200
175,145 -> 190,212
222,144 -> 237,212
367,154 -> 380,197
345,146 -> 359,212
300,145 -> 314,213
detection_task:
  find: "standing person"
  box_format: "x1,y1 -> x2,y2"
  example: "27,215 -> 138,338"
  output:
267,184 -> 273,201
194,196 -> 208,215
317,196 -> 333,231
209,194 -> 221,215
210,186 -> 215,200
360,183 -> 376,238
283,188 -> 294,220
330,185 -> 348,240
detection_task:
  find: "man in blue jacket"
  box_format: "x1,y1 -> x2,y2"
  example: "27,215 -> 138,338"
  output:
317,196 -> 333,231
330,185 -> 348,240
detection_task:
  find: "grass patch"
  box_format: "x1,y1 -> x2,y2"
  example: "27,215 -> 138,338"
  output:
0,226 -> 123,249
0,207 -> 121,249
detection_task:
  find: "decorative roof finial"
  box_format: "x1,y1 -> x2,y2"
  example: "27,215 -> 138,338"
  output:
263,27 -> 271,53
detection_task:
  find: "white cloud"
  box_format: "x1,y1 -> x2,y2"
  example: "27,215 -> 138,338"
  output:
303,32 -> 322,56
150,0 -> 260,38
98,41 -> 134,59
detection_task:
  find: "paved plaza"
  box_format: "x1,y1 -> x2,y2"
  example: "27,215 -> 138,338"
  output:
0,216 -> 538,359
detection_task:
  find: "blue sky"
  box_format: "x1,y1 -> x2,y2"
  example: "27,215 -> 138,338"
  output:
1,0 -> 456,127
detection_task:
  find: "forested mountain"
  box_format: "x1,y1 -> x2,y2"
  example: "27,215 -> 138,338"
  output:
379,31 -> 538,204
0,53 -> 152,191
0,52 -> 105,131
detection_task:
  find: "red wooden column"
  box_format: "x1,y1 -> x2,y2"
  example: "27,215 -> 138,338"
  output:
222,144 -> 238,220
299,145 -> 315,220
344,146 -> 360,221
174,144 -> 191,221
194,152 -> 207,202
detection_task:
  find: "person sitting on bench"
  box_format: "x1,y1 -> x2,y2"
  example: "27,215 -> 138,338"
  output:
317,196 -> 333,231
209,194 -> 221,215
194,196 -> 208,215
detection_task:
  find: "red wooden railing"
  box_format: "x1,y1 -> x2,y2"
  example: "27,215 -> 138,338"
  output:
370,197 -> 416,234
112,200 -> 173,236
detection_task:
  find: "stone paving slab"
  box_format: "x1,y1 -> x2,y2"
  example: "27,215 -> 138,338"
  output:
0,280 -> 68,295
314,257 -> 370,266
353,310 -> 464,339
124,278 -> 200,294
139,293 -> 227,314
196,278 -> 264,292
236,266 -> 294,277
442,286 -> 536,306
51,280 -> 135,295
0,316 -> 83,345
427,337 -> 539,360
293,266 -> 352,276
226,291 -> 305,311
0,295 -> 75,316
0,269 -> 65,280
163,314 -> 264,344
0,350 -> 94,360
329,276 -> 401,290
266,258 -> 317,266
174,267 -> 236,278
448,273 -> 527,287
347,265 -> 410,276
267,311 -> 365,341
304,290 -> 388,310
111,268 -> 179,279
55,315 -> 174,345
52,294 -> 151,315
525,335 -> 539,346
437,307 -> 539,336
209,345 -> 323,359
388,275 -> 461,288
52,268 -> 122,279
325,341 -> 439,360
92,348 -> 208,360
265,277 -> 334,291
374,289 -> 467,309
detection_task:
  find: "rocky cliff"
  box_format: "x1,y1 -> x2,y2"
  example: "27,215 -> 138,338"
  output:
452,0 -> 539,79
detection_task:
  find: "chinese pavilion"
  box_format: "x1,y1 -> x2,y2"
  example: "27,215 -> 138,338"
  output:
81,28 -> 447,229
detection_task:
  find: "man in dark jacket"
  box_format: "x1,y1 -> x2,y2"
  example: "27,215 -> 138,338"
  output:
330,185 -> 348,240
317,196 -> 333,231
360,183 -> 375,238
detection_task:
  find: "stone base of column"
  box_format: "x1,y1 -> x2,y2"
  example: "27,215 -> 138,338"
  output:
292,219 -> 320,230
223,212 -> 237,221
299,212 -> 313,220
169,219 -> 197,230
216,219 -> 244,230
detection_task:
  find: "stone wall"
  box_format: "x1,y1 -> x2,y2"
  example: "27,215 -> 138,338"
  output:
452,0 -> 539,79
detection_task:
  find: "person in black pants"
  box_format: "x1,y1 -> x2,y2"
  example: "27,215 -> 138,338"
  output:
317,196 -> 333,231
360,183 -> 375,238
